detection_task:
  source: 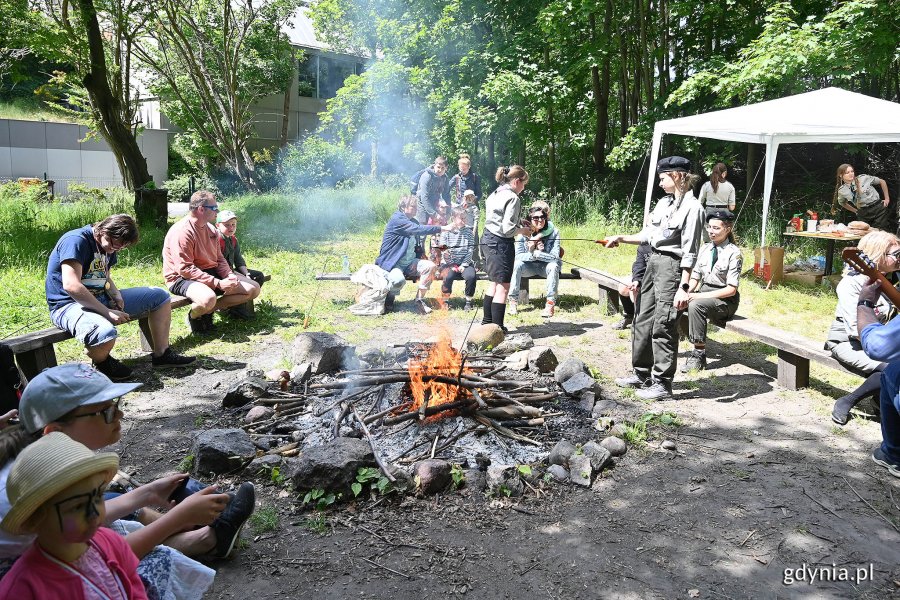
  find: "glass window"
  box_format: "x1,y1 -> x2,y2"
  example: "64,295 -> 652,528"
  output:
318,56 -> 356,99
298,55 -> 317,98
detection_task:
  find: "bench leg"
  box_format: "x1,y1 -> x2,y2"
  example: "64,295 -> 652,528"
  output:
16,347 -> 58,380
521,278 -> 530,299
777,350 -> 809,390
138,317 -> 154,353
599,286 -> 620,316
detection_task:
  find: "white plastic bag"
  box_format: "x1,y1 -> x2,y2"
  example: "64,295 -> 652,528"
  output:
348,264 -> 391,315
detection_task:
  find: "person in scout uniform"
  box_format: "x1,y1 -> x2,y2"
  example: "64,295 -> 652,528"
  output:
682,209 -> 742,372
834,164 -> 891,231
604,156 -> 704,400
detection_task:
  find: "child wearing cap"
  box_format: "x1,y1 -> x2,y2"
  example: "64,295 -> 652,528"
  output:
604,156 -> 704,400
0,432 -> 148,598
215,210 -> 264,319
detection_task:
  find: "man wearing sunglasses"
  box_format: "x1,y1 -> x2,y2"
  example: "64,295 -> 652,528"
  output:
162,190 -> 260,334
46,214 -> 195,381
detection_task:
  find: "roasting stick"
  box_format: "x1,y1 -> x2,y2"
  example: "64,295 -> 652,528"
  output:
303,256 -> 329,328
350,404 -> 396,482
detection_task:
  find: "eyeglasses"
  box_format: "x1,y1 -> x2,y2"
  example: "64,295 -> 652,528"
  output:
68,400 -> 121,424
203,205 -> 220,211
889,249 -> 900,261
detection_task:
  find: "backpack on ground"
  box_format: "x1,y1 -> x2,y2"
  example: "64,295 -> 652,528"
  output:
409,168 -> 427,194
0,342 -> 24,414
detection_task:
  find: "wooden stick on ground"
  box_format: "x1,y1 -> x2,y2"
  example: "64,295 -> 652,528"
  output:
841,475 -> 900,534
351,404 -> 396,483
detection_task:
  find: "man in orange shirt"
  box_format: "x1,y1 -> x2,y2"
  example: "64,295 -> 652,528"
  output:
162,191 -> 260,333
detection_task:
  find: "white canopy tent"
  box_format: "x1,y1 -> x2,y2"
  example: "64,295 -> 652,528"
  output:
643,87 -> 900,256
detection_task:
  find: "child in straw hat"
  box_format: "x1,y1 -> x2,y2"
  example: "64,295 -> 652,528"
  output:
0,432 -> 147,598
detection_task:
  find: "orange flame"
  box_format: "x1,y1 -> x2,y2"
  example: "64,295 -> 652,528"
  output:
408,331 -> 470,417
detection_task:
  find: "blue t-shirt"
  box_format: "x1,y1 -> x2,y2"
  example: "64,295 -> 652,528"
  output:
46,225 -> 118,312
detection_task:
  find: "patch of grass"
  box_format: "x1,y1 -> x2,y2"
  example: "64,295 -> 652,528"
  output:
249,506 -> 279,534
193,415 -> 206,427
303,513 -> 328,534
176,454 -> 194,472
623,420 -> 648,446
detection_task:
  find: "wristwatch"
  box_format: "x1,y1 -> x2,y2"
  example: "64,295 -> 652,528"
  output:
681,283 -> 690,292
857,299 -> 877,309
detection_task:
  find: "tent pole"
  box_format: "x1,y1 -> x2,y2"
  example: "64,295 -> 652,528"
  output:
644,128 -> 663,225
759,138 -> 780,273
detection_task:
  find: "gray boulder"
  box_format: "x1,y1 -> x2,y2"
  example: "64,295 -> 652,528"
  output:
600,436 -> 627,457
486,464 -> 524,497
569,453 -> 592,487
528,347 -> 558,373
493,333 -> 535,356
548,439 -> 576,467
579,391 -> 596,412
467,324 -> 505,349
554,357 -> 589,384
248,454 -> 283,474
582,441 -> 613,472
562,372 -> 597,397
222,377 -> 269,408
191,429 -> 256,475
413,459 -> 452,495
244,406 -> 274,424
591,399 -> 618,418
291,437 -> 376,494
291,332 -> 358,375
290,363 -> 313,384
548,464 -> 570,483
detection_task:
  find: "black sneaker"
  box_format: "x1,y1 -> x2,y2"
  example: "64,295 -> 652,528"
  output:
202,313 -> 215,330
415,298 -> 432,315
210,482 -> 256,559
385,293 -> 396,312
681,350 -> 707,373
228,303 -> 254,320
186,311 -> 208,334
152,347 -> 196,368
94,356 -> 133,381
611,316 -> 633,330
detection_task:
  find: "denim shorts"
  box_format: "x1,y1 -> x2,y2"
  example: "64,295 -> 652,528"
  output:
50,286 -> 170,347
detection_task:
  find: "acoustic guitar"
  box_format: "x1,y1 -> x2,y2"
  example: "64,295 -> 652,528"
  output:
841,247 -> 900,310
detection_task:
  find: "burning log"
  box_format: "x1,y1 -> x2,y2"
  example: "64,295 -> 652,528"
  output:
380,398 -> 477,426
476,406 -> 543,420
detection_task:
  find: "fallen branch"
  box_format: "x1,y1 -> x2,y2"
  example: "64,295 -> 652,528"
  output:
841,475 -> 900,534
360,556 -> 413,580
801,487 -> 842,520
363,401 -> 412,425
351,405 -> 396,483
473,414 -> 542,446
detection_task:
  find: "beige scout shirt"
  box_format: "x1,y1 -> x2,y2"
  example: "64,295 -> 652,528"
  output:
638,191 -> 704,269
690,240 -> 742,289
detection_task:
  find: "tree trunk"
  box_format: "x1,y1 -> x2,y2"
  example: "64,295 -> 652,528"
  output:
544,47 -> 556,195
280,82 -> 291,148
589,10 -> 612,174
75,0 -> 154,217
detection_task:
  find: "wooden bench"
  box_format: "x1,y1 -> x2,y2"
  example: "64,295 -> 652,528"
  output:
570,266 -> 855,390
6,275 -> 270,379
315,270 -> 582,290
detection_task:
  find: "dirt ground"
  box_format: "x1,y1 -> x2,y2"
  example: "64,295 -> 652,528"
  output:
113,301 -> 900,600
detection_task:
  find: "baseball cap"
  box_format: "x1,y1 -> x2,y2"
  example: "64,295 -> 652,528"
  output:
20,363 -> 142,434
217,210 -> 238,223
462,190 -> 475,197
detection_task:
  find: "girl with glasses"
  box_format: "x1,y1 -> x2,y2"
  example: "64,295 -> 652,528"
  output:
508,205 -> 562,318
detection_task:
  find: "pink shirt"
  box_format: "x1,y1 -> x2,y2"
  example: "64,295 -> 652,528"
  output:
162,215 -> 232,288
0,527 -> 147,600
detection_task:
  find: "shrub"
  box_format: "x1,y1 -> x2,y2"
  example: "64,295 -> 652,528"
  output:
280,136 -> 363,190
163,174 -> 217,202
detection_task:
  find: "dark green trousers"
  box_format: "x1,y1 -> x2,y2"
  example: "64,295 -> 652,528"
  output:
632,252 -> 681,385
687,285 -> 739,344
858,202 -> 890,231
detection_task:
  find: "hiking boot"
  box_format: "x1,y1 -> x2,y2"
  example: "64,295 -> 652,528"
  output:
384,292 -> 396,312
464,298 -> 474,311
614,373 -> 647,388
635,379 -> 673,401
228,303 -> 254,320
541,300 -> 555,318
612,315 -> 633,330
210,482 -> 256,559
415,298 -> 432,315
186,311 -> 209,334
872,447 -> 900,478
152,347 -> 196,369
94,355 -> 132,381
681,349 -> 707,373
507,300 -> 518,316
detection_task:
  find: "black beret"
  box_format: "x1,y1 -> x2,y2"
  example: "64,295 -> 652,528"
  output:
705,209 -> 735,223
656,156 -> 692,174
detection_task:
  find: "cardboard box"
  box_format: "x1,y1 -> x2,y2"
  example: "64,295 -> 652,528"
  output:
753,246 -> 784,285
784,270 -> 824,286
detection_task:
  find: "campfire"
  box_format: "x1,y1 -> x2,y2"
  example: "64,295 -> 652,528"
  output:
239,332 -> 572,473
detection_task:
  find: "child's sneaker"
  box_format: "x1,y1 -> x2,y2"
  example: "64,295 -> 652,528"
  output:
464,298 -> 474,311
507,299 -> 518,315
541,300 -> 555,318
415,298 -> 432,315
